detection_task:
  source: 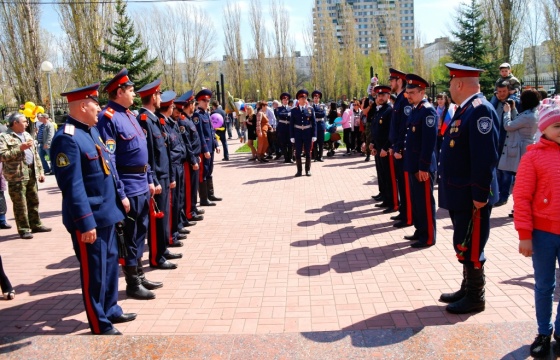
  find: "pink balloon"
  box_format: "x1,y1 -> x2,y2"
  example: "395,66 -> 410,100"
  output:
210,113 -> 224,129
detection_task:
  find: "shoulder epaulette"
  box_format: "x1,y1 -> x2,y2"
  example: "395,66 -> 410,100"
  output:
105,107 -> 115,120
472,98 -> 483,108
140,113 -> 148,121
64,124 -> 75,136
424,102 -> 432,108
159,118 -> 166,125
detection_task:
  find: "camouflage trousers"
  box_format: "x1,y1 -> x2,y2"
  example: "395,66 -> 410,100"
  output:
7,170 -> 42,234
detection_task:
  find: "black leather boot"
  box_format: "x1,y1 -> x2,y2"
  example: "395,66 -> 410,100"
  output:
295,157 -> 302,177
198,181 -> 215,206
284,147 -> 294,163
305,156 -> 311,176
439,265 -> 466,303
122,265 -> 155,300
207,178 -> 222,201
137,263 -> 163,290
446,265 -> 485,314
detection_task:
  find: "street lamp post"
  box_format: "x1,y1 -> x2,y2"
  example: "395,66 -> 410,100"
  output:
256,89 -> 260,101
40,61 -> 55,120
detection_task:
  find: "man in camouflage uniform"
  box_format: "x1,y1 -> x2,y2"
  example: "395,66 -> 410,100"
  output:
0,113 -> 51,239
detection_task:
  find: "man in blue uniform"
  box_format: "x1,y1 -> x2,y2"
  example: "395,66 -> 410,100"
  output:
51,83 -> 136,335
175,91 -> 204,225
311,90 -> 327,162
97,69 -> 161,299
193,89 -> 222,206
136,80 -> 181,270
290,89 -> 317,177
157,91 -> 188,248
388,68 -> 413,228
402,74 -> 438,249
276,93 -> 293,163
368,86 -> 398,214
438,64 -> 499,314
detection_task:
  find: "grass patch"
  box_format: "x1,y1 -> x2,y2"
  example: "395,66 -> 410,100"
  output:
235,132 -> 347,153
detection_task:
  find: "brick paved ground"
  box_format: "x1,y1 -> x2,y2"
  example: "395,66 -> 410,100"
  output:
0,139 -> 554,359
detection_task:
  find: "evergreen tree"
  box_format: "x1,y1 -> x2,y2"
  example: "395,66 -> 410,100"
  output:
449,0 -> 499,97
99,0 -> 158,93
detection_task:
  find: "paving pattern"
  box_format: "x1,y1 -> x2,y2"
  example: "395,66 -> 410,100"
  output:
0,139 -> 554,359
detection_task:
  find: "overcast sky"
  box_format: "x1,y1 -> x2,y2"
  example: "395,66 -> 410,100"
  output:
41,0 -> 458,60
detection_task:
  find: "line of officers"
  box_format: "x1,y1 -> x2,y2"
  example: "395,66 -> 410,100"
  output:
49,68 -> 225,335
360,65 -> 500,315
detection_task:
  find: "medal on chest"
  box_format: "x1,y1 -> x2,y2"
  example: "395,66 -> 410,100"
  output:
450,139 -> 455,148
450,120 -> 461,133
412,126 -> 416,132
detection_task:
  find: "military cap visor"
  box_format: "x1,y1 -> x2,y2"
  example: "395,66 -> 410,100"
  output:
175,90 -> 195,105
388,68 -> 406,80
61,82 -> 101,103
405,74 -> 429,90
445,63 -> 485,78
373,85 -> 391,94
195,89 -> 212,101
160,90 -> 176,107
296,89 -> 309,99
103,68 -> 134,93
311,90 -> 322,99
136,79 -> 162,98
280,92 -> 291,100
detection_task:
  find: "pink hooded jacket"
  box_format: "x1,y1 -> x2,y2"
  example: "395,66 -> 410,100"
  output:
513,136 -> 560,240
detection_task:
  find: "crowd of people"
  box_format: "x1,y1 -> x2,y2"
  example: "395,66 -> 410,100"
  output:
1,61 -> 560,359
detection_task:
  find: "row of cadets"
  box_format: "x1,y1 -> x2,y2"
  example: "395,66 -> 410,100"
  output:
51,83 -> 137,334
172,91 -> 205,227
275,92 -> 294,163
192,89 -> 223,206
97,69 -> 163,300
368,86 -> 399,215
401,74 -> 438,248
289,89 -> 317,177
311,90 -> 327,162
136,79 -> 182,270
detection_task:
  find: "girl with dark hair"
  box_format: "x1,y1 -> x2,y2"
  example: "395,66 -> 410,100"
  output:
245,105 -> 258,160
435,93 -> 453,157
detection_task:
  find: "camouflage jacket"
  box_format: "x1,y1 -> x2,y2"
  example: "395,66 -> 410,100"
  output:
0,130 -> 44,182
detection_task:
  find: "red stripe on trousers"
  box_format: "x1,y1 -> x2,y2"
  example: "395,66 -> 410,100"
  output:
403,171 -> 413,225
149,198 -> 158,266
424,179 -> 434,245
388,156 -> 399,210
76,230 -> 100,334
184,163 -> 192,219
199,154 -> 204,183
168,188 -> 173,245
471,208 -> 482,268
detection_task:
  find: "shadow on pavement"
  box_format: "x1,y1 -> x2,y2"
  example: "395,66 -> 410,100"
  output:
243,176 -> 295,185
45,255 -> 79,270
14,269 -> 80,295
291,224 -> 395,248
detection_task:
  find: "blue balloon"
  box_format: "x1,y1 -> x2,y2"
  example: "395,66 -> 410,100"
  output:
334,117 -> 342,124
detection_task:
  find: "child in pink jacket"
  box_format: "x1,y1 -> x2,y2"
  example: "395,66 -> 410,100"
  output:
513,98 -> 560,357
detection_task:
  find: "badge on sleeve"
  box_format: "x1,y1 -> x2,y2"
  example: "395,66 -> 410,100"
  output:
106,139 -> 116,153
404,106 -> 412,116
477,117 -> 492,134
426,116 -> 435,127
56,153 -> 70,167
193,115 -> 199,124
179,126 -> 186,134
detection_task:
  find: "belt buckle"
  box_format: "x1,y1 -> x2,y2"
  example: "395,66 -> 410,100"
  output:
143,165 -> 147,173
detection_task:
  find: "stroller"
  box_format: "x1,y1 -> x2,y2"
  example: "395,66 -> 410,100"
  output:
324,122 -> 342,157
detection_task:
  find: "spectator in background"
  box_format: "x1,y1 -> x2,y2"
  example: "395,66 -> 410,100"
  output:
36,113 -> 55,175
352,100 -> 363,153
0,255 -> 15,300
211,100 -> 230,161
245,105 -> 258,160
341,102 -> 353,155
256,101 -> 270,163
495,63 -> 521,94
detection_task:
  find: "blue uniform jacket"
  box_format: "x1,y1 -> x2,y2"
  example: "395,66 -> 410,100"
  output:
137,108 -> 170,186
97,101 -> 151,199
161,115 -> 186,182
438,93 -> 500,211
193,108 -> 217,154
403,99 -> 438,173
178,114 -> 201,165
389,90 -> 410,153
51,117 -> 125,233
370,103 -> 393,151
289,106 -> 317,139
312,103 -> 327,131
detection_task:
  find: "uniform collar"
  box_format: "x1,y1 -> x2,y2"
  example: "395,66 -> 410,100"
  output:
460,92 -> 482,108
107,100 -> 128,112
66,115 -> 91,130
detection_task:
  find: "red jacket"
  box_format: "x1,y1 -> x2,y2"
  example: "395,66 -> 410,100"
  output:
513,136 -> 560,240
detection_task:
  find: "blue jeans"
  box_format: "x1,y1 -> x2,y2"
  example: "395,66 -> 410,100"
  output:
38,145 -> 51,173
532,229 -> 560,335
497,169 -> 514,203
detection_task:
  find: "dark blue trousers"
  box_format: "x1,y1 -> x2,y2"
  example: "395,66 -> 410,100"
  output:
169,164 -> 184,246
497,169 -> 515,203
409,172 -> 436,246
395,158 -> 413,225
122,191 -> 150,266
148,178 -> 170,266
449,205 -> 492,268
72,225 -> 122,334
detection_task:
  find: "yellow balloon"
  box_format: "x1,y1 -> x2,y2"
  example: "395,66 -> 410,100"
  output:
36,106 -> 45,114
24,101 -> 35,110
18,109 -> 24,114
23,108 -> 33,118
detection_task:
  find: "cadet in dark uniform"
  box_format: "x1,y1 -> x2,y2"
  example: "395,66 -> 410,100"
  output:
290,89 -> 317,177
311,90 -> 327,162
175,91 -> 204,225
368,86 -> 398,214
193,89 -> 222,206
438,63 -> 499,314
157,91 -> 187,248
51,83 -> 136,335
276,93 -> 293,163
136,80 -> 181,270
98,69 -> 161,300
402,74 -> 438,249
388,68 -> 413,228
